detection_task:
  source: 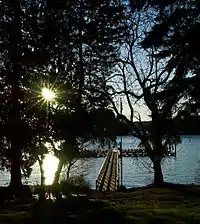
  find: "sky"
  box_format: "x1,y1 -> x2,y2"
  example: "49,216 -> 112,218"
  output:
122,100 -> 151,121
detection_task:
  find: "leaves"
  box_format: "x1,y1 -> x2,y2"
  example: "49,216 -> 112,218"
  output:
141,0 -> 200,76
0,0 -> 127,179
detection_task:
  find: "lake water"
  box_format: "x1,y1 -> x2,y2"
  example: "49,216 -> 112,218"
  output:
1,135 -> 200,189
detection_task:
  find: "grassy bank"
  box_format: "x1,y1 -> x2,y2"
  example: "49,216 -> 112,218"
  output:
0,183 -> 200,223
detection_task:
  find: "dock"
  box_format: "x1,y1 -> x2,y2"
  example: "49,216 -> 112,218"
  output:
81,146 -> 176,158
95,143 -> 176,192
96,150 -> 119,192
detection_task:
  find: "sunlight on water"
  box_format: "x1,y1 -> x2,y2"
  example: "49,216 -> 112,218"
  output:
43,154 -> 59,185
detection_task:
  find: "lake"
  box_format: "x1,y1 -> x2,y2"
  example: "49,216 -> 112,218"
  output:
1,135 -> 200,189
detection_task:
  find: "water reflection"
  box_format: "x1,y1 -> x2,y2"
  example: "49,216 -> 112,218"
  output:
43,154 -> 59,185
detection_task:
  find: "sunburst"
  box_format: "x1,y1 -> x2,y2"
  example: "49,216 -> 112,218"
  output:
25,82 -> 57,113
42,88 -> 55,101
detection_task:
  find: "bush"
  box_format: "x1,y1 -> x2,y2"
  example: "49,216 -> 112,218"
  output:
60,175 -> 91,196
0,185 -> 33,204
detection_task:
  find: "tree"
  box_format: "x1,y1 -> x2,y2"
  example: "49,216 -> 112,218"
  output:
50,140 -> 83,185
0,0 -> 59,192
0,0 -> 127,193
50,108 -> 118,185
141,0 -> 200,77
1,0 -> 34,191
139,0 -> 200,130
37,0 -> 128,186
95,9 -> 186,185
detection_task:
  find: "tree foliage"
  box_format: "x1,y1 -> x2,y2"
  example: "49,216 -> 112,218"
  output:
0,0 -> 128,190
141,0 -> 200,77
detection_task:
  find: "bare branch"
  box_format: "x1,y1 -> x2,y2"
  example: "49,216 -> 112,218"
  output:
111,90 -> 143,99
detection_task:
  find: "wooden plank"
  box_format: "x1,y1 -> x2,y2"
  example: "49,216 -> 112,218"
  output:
96,151 -> 113,191
96,150 -> 119,192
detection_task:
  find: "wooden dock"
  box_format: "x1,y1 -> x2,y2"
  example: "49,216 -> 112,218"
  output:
95,143 -> 176,192
96,150 -> 119,192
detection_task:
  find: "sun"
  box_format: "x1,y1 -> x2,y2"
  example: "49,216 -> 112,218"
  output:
42,88 -> 55,101
42,154 -> 59,185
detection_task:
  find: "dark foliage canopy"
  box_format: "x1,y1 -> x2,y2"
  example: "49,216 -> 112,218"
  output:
0,0 -> 128,184
140,0 -> 200,77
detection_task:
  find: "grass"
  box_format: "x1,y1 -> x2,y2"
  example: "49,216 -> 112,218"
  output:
99,183 -> 200,223
0,183 -> 200,223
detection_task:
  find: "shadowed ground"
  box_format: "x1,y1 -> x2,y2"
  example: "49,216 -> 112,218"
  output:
0,183 -> 200,223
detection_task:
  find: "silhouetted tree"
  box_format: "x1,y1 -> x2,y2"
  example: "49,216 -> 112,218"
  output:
141,0 -> 200,81
50,108 -> 119,185
95,8 -> 186,185
0,0 -> 129,196
1,0 -> 127,192
0,0 -> 63,192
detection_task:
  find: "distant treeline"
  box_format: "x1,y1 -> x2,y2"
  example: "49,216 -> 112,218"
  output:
116,116 -> 200,136
174,114 -> 200,135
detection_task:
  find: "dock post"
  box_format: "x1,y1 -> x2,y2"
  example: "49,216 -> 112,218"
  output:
120,97 -> 123,187
175,141 -> 177,157
120,140 -> 123,187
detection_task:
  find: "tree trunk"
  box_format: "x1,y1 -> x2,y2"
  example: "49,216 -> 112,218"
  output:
41,171 -> 45,186
153,159 -> 164,185
53,160 -> 63,185
10,82 -> 22,193
66,162 -> 72,179
66,167 -> 70,180
10,140 -> 22,193
38,159 -> 46,201
8,2 -> 23,195
38,159 -> 45,186
152,112 -> 164,185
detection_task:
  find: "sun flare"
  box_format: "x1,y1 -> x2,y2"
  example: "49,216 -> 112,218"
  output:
43,154 -> 59,185
42,88 -> 55,101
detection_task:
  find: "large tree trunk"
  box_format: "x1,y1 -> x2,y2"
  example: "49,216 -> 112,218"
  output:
51,160 -> 63,200
9,2 -> 23,194
53,160 -> 64,185
66,162 -> 73,179
10,83 -> 22,193
153,159 -> 164,185
152,112 -> 164,185
10,139 -> 22,192
38,159 -> 45,186
41,170 -> 45,186
38,157 -> 46,201
66,166 -> 70,180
